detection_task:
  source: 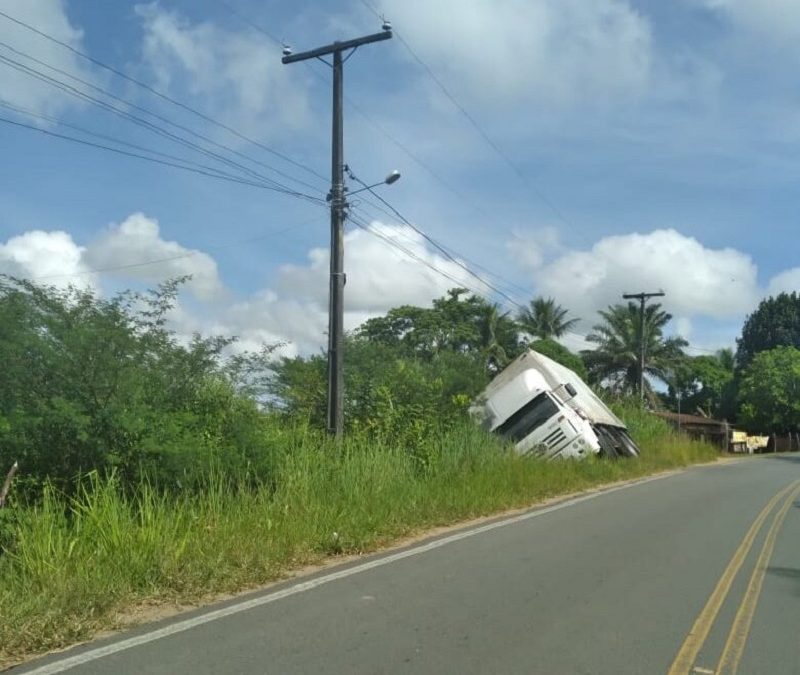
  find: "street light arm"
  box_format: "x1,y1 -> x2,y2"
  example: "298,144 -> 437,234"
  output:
345,168 -> 401,196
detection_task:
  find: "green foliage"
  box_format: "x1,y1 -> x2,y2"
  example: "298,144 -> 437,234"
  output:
582,302 -> 687,397
0,277 -> 278,493
517,297 -> 579,340
269,337 -> 489,447
355,288 -> 522,368
736,292 -> 800,370
664,350 -> 735,418
528,338 -> 587,380
738,346 -> 800,433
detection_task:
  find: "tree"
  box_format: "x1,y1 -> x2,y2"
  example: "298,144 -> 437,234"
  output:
517,297 -> 579,340
738,346 -> 800,433
268,337 -> 489,439
665,350 -> 735,418
736,292 -> 800,370
355,288 -> 522,367
582,302 -> 687,398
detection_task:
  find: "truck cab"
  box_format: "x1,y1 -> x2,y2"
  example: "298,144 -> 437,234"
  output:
479,368 -> 601,460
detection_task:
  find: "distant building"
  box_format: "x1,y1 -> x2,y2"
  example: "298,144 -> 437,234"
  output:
653,411 -> 732,450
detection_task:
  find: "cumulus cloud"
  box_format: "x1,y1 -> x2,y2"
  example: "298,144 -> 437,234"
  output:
83,212 -> 224,300
377,0 -> 653,107
211,222 -> 491,354
135,3 -> 309,137
0,229 -> 94,289
515,228 -> 760,326
506,227 -> 562,270
0,0 -> 98,117
767,268 -> 800,296
278,223 -> 488,312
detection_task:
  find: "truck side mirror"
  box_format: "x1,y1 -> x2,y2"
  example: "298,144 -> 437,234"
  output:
564,383 -> 578,399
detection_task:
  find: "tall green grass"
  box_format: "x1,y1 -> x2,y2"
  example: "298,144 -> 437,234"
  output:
0,421 -> 716,666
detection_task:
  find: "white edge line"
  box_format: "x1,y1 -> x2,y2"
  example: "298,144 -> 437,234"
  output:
21,470 -> 678,674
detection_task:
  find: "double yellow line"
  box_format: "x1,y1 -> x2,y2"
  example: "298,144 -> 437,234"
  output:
668,479 -> 800,675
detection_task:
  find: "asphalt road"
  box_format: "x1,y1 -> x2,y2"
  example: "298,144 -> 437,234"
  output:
14,455 -> 800,675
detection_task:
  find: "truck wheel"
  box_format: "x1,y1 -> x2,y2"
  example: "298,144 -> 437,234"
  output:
611,429 -> 640,458
595,427 -> 619,460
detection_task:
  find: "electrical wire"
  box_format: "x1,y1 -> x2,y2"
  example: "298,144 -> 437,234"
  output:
352,195 -> 531,304
0,39 -> 325,193
358,0 -> 583,237
0,8 -> 327,183
0,52 -> 319,197
0,114 -> 326,205
346,171 -> 526,310
0,99 -> 307,189
346,209 -> 521,315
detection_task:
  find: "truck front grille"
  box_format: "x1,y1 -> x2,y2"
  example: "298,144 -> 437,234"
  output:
543,428 -> 566,448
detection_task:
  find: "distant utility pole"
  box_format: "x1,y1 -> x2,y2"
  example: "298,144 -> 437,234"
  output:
622,291 -> 665,401
282,23 -> 392,438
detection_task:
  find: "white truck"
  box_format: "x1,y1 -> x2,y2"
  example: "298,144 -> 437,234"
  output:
471,349 -> 640,460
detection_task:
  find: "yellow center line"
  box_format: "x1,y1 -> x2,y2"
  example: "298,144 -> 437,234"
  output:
667,480 -> 800,675
715,482 -> 800,675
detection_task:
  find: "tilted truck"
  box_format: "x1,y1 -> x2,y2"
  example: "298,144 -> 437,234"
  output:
470,349 -> 641,460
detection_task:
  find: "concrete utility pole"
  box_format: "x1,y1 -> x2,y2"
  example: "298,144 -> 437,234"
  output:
622,291 -> 665,401
282,25 -> 392,438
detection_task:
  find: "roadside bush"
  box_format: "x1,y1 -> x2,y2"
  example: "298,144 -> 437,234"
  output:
0,277 -> 279,495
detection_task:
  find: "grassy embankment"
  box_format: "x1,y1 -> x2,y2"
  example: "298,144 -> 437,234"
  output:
0,409 -> 716,666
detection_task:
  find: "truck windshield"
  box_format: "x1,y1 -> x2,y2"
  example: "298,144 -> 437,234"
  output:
496,392 -> 559,442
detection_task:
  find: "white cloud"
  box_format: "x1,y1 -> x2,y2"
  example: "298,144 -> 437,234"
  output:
278,223 -> 488,313
767,268 -> 800,296
211,221 -> 492,354
135,3 -> 310,138
0,229 -> 94,289
516,228 -> 760,327
506,227 -> 562,270
83,212 -> 224,300
378,0 -> 653,107
0,0 -> 98,117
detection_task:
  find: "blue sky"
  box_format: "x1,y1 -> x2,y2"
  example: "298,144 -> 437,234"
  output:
0,0 -> 798,357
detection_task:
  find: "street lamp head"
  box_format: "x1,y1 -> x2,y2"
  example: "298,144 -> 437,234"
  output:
282,44 -> 292,57
384,169 -> 401,185
382,17 -> 392,32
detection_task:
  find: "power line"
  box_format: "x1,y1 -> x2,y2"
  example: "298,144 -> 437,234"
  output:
0,7 -> 327,183
0,99 -> 303,187
359,0 -> 583,237
347,207 -> 523,315
0,114 -> 326,204
346,211 -> 511,310
0,39 -> 325,194
0,51 -> 320,197
352,195 -> 531,304
346,171 -> 526,310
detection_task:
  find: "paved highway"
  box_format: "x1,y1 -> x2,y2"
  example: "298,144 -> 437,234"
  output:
14,455 -> 800,675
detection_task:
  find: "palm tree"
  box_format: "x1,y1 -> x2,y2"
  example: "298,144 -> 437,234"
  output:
582,302 -> 687,398
479,303 -> 516,372
517,297 -> 579,340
